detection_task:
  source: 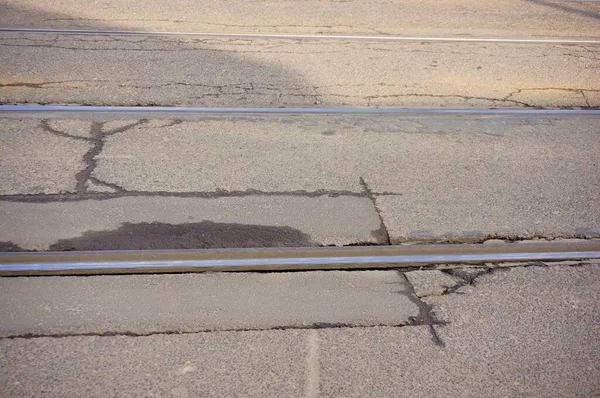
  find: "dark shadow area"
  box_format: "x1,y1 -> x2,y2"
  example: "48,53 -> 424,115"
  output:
0,3 -> 310,107
49,221 -> 315,250
0,241 -> 25,252
523,0 -> 600,20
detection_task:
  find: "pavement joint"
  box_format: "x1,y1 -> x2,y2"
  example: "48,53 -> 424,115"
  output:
0,172 -> 407,203
0,189 -> 372,202
0,322 -> 419,341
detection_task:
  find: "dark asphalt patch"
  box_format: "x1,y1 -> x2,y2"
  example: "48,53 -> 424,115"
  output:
48,221 -> 315,251
0,241 -> 26,252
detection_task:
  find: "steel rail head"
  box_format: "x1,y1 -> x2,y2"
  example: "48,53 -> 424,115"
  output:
1,241 -> 599,276
1,28 -> 600,45
1,105 -> 600,116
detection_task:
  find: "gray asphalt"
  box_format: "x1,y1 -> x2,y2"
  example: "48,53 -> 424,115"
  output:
1,32 -> 599,107
2,262 -> 599,396
1,114 -> 598,249
1,3 -> 599,396
0,271 -> 418,336
2,0 -> 600,38
0,196 -> 383,249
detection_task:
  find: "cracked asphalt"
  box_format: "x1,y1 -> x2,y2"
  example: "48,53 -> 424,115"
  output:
2,1 -> 600,396
3,0 -> 600,38
1,114 -> 599,249
2,261 -> 599,396
2,33 -> 600,107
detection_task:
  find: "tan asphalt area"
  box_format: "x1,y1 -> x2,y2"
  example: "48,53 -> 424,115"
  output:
1,1 -> 600,396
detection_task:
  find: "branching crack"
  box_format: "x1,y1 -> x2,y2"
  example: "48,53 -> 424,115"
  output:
400,271 -> 445,347
40,119 -> 147,196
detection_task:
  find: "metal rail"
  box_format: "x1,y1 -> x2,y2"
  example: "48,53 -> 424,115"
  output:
1,105 -> 600,116
1,241 -> 599,276
1,28 -> 600,45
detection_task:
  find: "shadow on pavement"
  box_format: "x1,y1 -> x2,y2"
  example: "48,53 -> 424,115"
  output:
523,0 -> 600,20
0,3 -> 310,107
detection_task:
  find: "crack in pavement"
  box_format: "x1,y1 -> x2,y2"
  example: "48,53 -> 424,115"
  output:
0,187 -> 402,202
1,261 -> 597,341
398,271 -> 446,347
408,260 -> 599,299
397,259 -> 599,348
359,177 -> 391,245
0,79 -> 110,89
4,81 -> 599,108
503,87 -> 600,105
40,119 -> 147,196
0,321 -> 424,341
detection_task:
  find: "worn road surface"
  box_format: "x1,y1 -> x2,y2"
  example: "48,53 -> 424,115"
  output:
1,1 -> 600,396
3,0 -> 600,38
2,261 -> 600,396
1,113 -> 599,249
1,33 -> 599,108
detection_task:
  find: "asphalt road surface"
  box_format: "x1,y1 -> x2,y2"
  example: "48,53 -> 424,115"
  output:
2,261 -> 600,396
1,113 -> 599,249
2,0 -> 600,38
1,1 -> 600,108
1,1 -> 600,396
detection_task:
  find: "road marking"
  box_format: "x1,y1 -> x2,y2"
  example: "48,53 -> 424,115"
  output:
1,28 -> 600,45
305,331 -> 320,398
1,105 -> 600,116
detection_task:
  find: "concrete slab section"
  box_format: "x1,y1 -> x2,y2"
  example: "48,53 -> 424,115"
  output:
0,195 -> 382,250
1,34 -> 598,108
94,116 -> 600,196
91,116 -> 600,241
0,119 -> 91,195
1,115 -> 598,245
365,119 -> 600,242
425,264 -> 600,333
95,118 -> 363,192
1,264 -> 599,396
0,330 -> 308,397
0,271 -> 417,337
318,264 -> 600,397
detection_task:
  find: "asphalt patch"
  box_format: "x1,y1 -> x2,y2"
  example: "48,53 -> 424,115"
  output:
48,221 -> 315,250
0,241 -> 26,252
